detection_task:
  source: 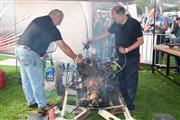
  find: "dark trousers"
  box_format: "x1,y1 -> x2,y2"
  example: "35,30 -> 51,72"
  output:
155,35 -> 165,64
175,57 -> 180,73
117,58 -> 139,110
174,37 -> 180,73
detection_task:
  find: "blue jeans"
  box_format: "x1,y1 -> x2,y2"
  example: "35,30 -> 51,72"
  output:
16,46 -> 47,108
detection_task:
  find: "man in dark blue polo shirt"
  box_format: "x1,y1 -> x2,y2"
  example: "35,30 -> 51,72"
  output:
89,6 -> 144,111
16,9 -> 82,111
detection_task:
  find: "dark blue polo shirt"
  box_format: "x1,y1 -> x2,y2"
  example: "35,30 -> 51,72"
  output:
17,15 -> 62,57
108,17 -> 142,60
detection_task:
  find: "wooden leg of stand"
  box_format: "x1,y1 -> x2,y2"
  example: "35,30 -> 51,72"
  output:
117,90 -> 135,120
61,88 -> 68,117
73,109 -> 91,120
98,109 -> 121,120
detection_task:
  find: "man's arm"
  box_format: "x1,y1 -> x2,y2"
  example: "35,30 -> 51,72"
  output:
159,24 -> 168,31
143,18 -> 152,32
160,17 -> 168,31
144,25 -> 151,32
90,31 -> 110,43
155,20 -> 168,32
127,36 -> 144,52
118,36 -> 144,54
56,40 -> 82,63
170,17 -> 177,34
170,21 -> 175,33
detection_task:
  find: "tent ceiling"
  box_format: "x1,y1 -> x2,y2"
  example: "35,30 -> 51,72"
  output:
14,0 -> 180,6
17,0 -> 133,1
16,0 -> 134,3
2,0 -> 179,6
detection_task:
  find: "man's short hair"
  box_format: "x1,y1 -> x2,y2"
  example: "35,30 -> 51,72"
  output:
49,9 -> 64,18
112,6 -> 126,16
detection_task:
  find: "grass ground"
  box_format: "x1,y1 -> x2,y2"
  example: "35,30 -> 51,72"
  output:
0,59 -> 180,120
0,56 -> 14,61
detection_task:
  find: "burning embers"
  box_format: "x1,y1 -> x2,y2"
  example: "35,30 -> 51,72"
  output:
76,58 -> 119,107
81,74 -> 104,107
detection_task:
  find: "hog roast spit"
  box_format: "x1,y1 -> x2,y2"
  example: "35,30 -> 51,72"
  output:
54,43 -> 135,120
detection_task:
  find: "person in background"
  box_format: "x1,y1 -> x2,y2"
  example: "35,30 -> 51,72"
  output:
140,9 -> 153,31
93,9 -> 107,59
16,9 -> 82,111
89,6 -> 144,111
170,16 -> 180,73
144,8 -> 168,64
144,8 -> 168,33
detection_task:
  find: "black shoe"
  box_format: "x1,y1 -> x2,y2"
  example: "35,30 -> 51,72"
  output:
127,104 -> 135,111
174,68 -> 180,74
28,103 -> 38,109
39,103 -> 53,112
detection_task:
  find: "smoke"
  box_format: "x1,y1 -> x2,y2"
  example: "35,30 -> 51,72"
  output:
77,57 -> 119,107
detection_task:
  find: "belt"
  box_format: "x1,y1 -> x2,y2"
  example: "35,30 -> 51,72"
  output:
17,44 -> 31,50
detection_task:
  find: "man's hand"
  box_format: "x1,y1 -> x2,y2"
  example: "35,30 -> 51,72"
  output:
155,24 -> 162,30
87,32 -> 110,44
118,46 -> 128,54
173,16 -> 177,23
88,38 -> 95,45
74,54 -> 83,64
43,53 -> 49,59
